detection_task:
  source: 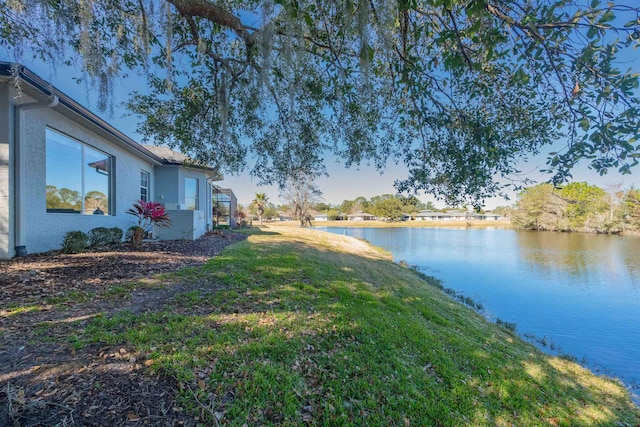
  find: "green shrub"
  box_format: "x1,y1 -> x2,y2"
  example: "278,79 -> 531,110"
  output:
109,227 -> 123,244
89,227 -> 112,247
126,226 -> 145,245
61,231 -> 89,254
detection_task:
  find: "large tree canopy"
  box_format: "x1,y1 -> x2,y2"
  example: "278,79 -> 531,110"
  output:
2,0 -> 639,205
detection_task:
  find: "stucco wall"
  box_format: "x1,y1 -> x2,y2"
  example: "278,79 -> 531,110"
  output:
0,84 -> 13,258
154,166 -> 211,237
154,166 -> 179,208
155,209 -> 205,240
17,106 -> 156,254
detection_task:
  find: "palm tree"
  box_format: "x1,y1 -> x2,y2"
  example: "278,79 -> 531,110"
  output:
252,193 -> 269,225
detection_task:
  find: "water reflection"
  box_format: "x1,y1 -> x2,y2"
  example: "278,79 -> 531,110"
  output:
515,231 -> 640,288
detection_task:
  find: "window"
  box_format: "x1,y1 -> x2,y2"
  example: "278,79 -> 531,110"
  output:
46,128 -> 112,215
185,178 -> 198,210
140,170 -> 150,202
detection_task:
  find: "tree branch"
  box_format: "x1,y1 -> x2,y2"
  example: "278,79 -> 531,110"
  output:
167,0 -> 255,50
446,8 -> 474,71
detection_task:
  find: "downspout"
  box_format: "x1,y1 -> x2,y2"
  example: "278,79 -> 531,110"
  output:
13,94 -> 59,256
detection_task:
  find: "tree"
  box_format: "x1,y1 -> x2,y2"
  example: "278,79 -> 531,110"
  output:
423,201 -> 437,212
371,197 -> 405,222
326,209 -> 341,221
263,203 -> 278,221
281,173 -> 322,227
84,190 -> 108,213
313,202 -> 332,212
557,182 -> 608,229
46,185 -> 62,209
340,200 -> 356,216
353,197 -> 371,212
604,183 -> 624,223
252,193 -> 269,226
622,188 -> 640,231
4,1 -> 639,205
511,184 -> 566,231
396,194 -> 425,213
57,188 -> 82,211
492,205 -> 513,218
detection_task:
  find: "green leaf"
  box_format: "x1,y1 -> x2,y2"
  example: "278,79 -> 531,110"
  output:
359,43 -> 374,63
599,11 -> 615,24
580,119 -> 590,131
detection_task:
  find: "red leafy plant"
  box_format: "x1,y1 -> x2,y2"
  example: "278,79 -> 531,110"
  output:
126,200 -> 172,245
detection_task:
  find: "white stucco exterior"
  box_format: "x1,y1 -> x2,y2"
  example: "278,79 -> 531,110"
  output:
0,62 -> 232,258
16,106 -> 158,254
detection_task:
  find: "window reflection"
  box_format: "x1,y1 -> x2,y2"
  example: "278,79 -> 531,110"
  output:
185,178 -> 198,210
85,146 -> 111,215
140,170 -> 150,202
45,128 -> 112,215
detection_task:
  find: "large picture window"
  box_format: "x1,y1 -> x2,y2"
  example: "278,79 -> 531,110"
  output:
46,128 -> 112,215
185,178 -> 198,210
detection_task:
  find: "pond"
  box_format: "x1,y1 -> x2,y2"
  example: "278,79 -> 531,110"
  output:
317,226 -> 640,403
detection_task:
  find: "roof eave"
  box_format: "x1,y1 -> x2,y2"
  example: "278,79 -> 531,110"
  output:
0,62 -> 163,165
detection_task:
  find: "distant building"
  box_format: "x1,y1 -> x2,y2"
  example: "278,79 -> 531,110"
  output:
347,211 -> 377,221
415,210 -> 504,221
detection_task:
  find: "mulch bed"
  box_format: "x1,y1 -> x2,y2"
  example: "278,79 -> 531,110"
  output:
0,231 -> 247,426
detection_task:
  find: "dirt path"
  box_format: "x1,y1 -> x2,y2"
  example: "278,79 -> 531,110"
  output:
0,232 -> 247,426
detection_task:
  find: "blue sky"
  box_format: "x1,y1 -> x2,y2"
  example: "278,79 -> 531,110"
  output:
2,19 -> 639,209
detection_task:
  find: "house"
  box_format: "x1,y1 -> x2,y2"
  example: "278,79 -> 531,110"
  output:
277,212 -> 292,221
473,212 -> 504,221
415,210 -> 469,221
313,213 -> 328,221
347,211 -> 376,221
0,62 -> 234,258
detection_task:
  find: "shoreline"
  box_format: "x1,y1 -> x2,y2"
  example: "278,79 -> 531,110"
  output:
269,219 -> 513,229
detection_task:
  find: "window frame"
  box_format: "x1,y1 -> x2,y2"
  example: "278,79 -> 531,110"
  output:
185,177 -> 199,210
140,170 -> 150,202
45,127 -> 114,215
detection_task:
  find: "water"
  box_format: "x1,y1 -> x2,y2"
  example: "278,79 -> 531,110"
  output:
318,227 -> 640,402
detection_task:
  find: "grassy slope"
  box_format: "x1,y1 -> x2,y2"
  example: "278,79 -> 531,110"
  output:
80,227 -> 639,426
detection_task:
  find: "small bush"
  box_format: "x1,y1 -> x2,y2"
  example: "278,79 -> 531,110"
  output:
126,226 -> 145,245
89,227 -> 112,247
109,227 -> 123,244
61,231 -> 89,254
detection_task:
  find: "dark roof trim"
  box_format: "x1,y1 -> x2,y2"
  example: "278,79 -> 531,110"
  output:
0,61 -> 164,165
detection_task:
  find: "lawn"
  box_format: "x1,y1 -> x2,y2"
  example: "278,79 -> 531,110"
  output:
78,227 -> 640,425
2,226 -> 638,426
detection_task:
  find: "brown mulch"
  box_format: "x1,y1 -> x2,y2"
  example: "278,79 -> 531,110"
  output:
0,231 -> 248,426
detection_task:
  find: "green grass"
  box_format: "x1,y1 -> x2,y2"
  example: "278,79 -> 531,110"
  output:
102,282 -> 138,299
45,290 -> 93,305
74,226 -> 640,426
